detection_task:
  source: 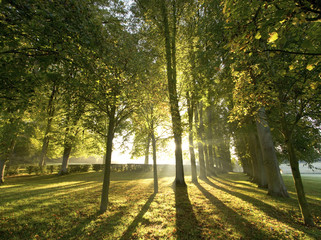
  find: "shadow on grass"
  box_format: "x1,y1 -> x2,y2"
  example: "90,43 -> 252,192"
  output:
195,182 -> 278,240
205,178 -> 321,239
174,185 -> 202,240
1,181 -> 97,205
119,193 -> 156,240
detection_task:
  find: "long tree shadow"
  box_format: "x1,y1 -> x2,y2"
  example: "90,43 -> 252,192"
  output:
204,178 -> 321,239
195,182 -> 279,240
119,193 -> 156,240
174,185 -> 202,240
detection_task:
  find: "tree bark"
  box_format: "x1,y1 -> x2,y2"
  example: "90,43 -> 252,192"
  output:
187,92 -> 198,183
248,132 -> 259,182
256,108 -> 289,197
195,103 -> 207,180
144,134 -> 151,165
253,132 -> 268,188
100,105 -> 116,213
161,1 -> 185,186
281,117 -> 314,226
151,124 -> 158,193
0,159 -> 6,184
59,143 -> 72,175
286,139 -> 314,226
205,103 -> 216,176
39,84 -> 57,168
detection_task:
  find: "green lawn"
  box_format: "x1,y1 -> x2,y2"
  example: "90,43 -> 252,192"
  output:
1,168 -> 320,239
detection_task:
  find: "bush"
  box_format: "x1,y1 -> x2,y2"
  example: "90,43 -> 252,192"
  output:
93,164 -> 104,172
5,165 -> 20,176
81,165 -> 91,172
26,165 -> 35,174
68,165 -> 91,173
34,166 -> 41,175
46,165 -> 55,174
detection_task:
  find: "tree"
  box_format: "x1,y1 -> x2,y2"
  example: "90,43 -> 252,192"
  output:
135,0 -> 186,186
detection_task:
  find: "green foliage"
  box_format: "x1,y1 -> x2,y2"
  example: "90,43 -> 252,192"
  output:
4,165 -> 19,176
68,164 -> 91,173
92,164 -> 104,172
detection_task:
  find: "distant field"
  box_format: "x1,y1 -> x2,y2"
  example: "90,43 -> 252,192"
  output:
1,169 -> 320,240
280,162 -> 321,174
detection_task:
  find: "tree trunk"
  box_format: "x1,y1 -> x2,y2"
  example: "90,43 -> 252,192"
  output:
151,125 -> 158,193
161,1 -> 185,186
281,117 -> 314,226
195,103 -> 207,180
287,139 -> 314,226
0,128 -> 17,184
187,92 -> 198,183
59,143 -> 72,175
0,160 -> 6,185
253,132 -> 268,188
100,105 -> 116,213
256,108 -> 289,197
58,99 -> 84,175
144,134 -> 151,165
248,132 -> 259,182
39,84 -> 57,168
204,144 -> 211,176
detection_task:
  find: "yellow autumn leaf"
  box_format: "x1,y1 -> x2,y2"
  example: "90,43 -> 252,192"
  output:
289,65 -> 294,70
306,64 -> 315,71
310,82 -> 318,90
268,32 -> 278,43
255,32 -> 261,40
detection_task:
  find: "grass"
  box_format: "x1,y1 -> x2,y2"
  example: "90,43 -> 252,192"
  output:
0,167 -> 321,240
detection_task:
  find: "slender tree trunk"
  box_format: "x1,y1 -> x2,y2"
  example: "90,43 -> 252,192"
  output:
0,160 -> 6,184
287,139 -> 314,226
204,144 -> 211,176
195,103 -> 207,180
248,132 -> 259,182
256,108 -> 289,197
144,134 -> 151,165
0,117 -> 19,184
187,92 -> 198,183
151,125 -> 158,193
281,117 -> 314,226
100,105 -> 116,213
58,99 -> 84,175
161,1 -> 185,186
205,101 -> 216,176
39,84 -> 57,168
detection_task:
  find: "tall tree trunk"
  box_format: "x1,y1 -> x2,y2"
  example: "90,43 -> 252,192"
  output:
253,131 -> 268,188
0,159 -> 6,184
256,108 -> 289,197
59,142 -> 72,175
204,144 -> 211,176
206,104 -> 216,176
287,139 -> 314,226
151,124 -> 158,193
144,134 -> 151,165
58,99 -> 85,175
100,105 -> 116,213
39,84 -> 57,168
161,1 -> 185,186
195,103 -> 207,180
248,132 -> 259,182
281,118 -> 314,226
187,92 -> 198,183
